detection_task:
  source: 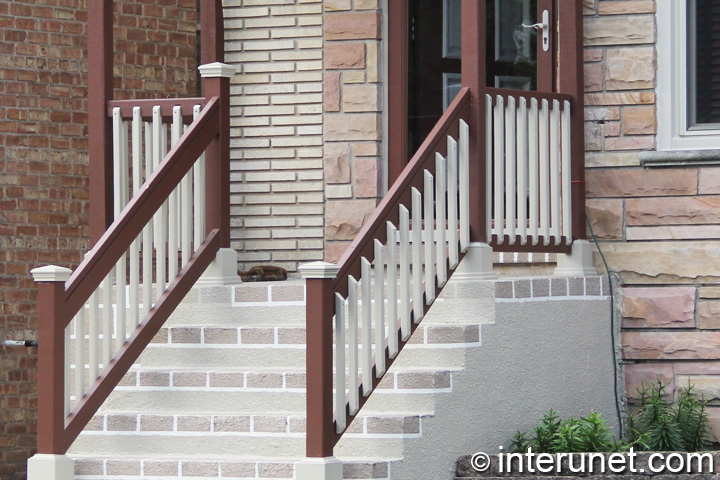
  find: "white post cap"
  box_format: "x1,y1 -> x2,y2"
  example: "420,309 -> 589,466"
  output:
198,62 -> 237,79
298,261 -> 340,279
30,265 -> 72,283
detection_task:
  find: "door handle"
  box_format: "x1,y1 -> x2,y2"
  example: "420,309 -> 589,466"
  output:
522,10 -> 550,52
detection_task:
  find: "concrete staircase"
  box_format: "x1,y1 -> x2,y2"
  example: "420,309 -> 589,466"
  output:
68,277 -> 496,480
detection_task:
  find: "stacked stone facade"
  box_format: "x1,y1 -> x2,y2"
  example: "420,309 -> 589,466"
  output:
582,0 -> 720,440
0,2 -> 197,478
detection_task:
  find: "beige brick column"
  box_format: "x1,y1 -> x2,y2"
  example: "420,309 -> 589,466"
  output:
323,0 -> 383,262
225,1 -> 325,272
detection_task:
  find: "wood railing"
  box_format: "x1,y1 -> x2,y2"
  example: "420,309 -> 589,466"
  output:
301,88 -> 472,458
35,98 -> 223,454
486,88 -> 574,251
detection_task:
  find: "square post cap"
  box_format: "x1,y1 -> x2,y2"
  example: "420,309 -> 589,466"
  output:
298,261 -> 340,279
31,265 -> 72,283
198,62 -> 237,78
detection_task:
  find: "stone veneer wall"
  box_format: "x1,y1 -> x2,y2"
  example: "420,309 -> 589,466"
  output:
322,0 -> 383,262
0,2 -> 197,478
224,1 -> 326,272
582,0 -> 720,440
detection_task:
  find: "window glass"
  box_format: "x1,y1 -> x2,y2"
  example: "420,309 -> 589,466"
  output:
687,0 -> 720,128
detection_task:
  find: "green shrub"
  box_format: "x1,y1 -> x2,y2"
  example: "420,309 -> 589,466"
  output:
510,381 -> 710,454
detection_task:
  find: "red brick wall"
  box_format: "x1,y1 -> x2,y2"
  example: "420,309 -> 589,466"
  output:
0,2 -> 197,478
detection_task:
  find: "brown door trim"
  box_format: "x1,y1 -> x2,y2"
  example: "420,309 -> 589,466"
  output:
387,0 -> 409,187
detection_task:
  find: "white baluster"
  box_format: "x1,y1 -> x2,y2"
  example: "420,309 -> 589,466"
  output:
517,97 -> 528,245
505,96 -> 517,244
361,257 -> 372,395
181,113 -> 193,266
88,291 -> 99,383
386,222 -> 398,358
74,308 -> 85,406
152,106 -> 166,293
143,120 -> 154,315
193,105 -> 206,250
562,100 -> 572,245
460,118 -> 471,251
112,108 -> 127,347
64,322 -> 71,416
484,97 -> 493,242
335,293 -> 347,433
550,99 -> 561,245
168,106 -> 182,280
102,274 -> 113,368
130,107 -> 141,328
411,188 -> 424,322
447,137 -> 459,269
373,240 -> 385,376
398,205 -> 411,341
539,99 -> 550,245
423,170 -> 436,304
435,153 -> 447,287
347,276 -> 359,415
493,96 -> 505,243
529,98 -> 540,245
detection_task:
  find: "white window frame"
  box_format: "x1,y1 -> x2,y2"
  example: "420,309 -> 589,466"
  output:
657,0 -> 720,150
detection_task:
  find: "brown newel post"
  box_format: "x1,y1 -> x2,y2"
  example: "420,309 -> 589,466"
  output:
558,0 -> 586,240
298,262 -> 341,459
88,0 -> 114,245
31,266 -> 72,455
461,0 -> 489,243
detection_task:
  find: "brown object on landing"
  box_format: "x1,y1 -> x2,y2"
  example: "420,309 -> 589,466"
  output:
238,265 -> 289,282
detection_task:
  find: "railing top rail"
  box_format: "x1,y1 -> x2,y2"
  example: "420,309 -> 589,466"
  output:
107,97 -> 208,120
486,87 -> 573,106
63,96 -> 221,320
331,87 -> 472,294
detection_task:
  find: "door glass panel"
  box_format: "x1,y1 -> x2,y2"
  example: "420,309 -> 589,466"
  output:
487,0 -> 537,90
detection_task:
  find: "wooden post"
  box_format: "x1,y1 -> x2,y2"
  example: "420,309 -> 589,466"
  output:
31,266 -> 72,455
387,0 -> 409,187
461,0 -> 489,243
558,0 -> 586,240
88,0 -> 114,245
299,262 -> 340,458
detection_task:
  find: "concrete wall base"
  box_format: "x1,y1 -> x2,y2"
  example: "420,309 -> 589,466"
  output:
554,240 -> 598,277
295,457 -> 343,480
198,248 -> 243,286
27,454 -> 74,480
453,243 -> 497,280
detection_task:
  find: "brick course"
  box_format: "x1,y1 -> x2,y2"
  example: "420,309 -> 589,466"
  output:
0,2 -> 197,478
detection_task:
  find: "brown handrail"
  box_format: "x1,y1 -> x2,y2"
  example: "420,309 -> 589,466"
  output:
107,97 -> 209,120
64,97 -> 220,320
332,88 -> 472,297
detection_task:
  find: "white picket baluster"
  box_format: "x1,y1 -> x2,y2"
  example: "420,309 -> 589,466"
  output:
181,114 -> 193,265
361,257 -> 372,395
129,107 -> 141,328
460,119 -> 471,250
168,106 -> 182,280
112,109 -> 127,348
493,96 -> 505,243
193,105 -> 206,250
88,291 -> 99,383
64,322 -> 71,416
517,97 -> 528,244
143,120 -> 154,314
74,308 -> 85,405
505,96 -> 517,244
374,240 -> 385,376
550,99 -> 561,244
411,188 -> 424,322
447,137 -> 459,269
335,293 -> 347,433
529,98 -> 540,245
484,98 -> 493,242
562,100 -> 572,244
386,222 -> 398,358
435,153 -> 447,287
398,205 -> 411,340
539,99 -> 550,245
152,107 -> 166,293
423,171 -> 436,304
102,274 -> 113,368
347,276 -> 359,415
